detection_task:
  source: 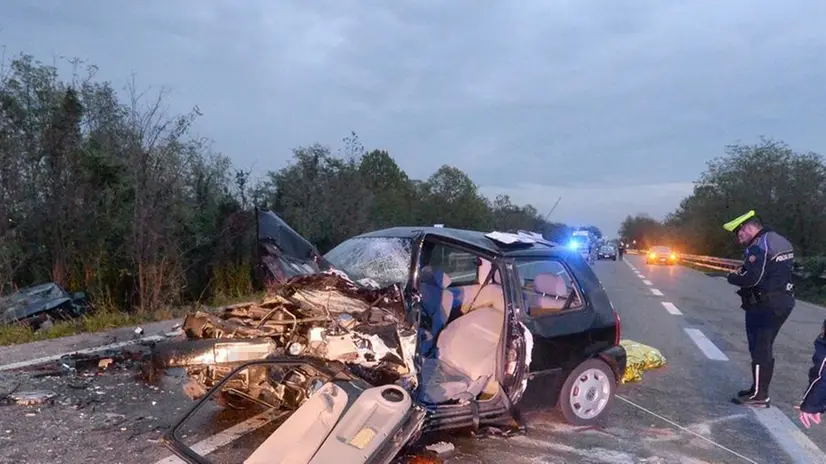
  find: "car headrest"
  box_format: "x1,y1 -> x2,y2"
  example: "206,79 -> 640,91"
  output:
534,273 -> 566,295
419,266 -> 452,289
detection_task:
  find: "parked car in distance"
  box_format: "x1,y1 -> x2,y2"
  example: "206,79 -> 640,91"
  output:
646,246 -> 677,265
160,212 -> 627,463
597,245 -> 618,261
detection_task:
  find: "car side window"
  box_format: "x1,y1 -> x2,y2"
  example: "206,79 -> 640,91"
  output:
424,245 -> 479,286
516,258 -> 583,316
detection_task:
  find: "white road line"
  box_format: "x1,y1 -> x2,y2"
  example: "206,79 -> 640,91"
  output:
684,328 -> 729,361
751,406 -> 826,464
661,302 -> 683,315
637,274 -> 645,279
643,279 -> 653,286
155,409 -> 287,464
650,288 -> 664,296
0,331 -> 181,372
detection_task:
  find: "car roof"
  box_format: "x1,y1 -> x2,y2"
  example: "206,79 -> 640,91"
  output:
353,226 -> 564,256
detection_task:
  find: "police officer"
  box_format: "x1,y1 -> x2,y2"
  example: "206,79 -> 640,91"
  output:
724,210 -> 796,407
798,317 -> 826,428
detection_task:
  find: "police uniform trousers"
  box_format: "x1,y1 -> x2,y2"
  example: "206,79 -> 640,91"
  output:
744,294 -> 794,397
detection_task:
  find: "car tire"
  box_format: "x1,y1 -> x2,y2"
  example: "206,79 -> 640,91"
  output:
557,357 -> 616,427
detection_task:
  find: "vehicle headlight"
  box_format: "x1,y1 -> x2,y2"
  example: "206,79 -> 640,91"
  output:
648,253 -> 656,259
670,253 -> 677,260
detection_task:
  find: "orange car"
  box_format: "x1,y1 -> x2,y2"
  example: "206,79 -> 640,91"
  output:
646,246 -> 678,265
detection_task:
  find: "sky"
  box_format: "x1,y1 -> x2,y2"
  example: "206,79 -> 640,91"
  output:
2,0 -> 825,237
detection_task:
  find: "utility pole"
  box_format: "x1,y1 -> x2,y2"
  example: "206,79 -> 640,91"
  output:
544,196 -> 562,222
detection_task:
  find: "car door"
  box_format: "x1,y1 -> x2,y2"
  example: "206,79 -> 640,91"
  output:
513,256 -> 595,385
499,258 -> 531,402
408,233 -> 527,400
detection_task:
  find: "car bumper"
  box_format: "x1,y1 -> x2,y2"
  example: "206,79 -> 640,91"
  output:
647,256 -> 676,264
598,345 -> 627,384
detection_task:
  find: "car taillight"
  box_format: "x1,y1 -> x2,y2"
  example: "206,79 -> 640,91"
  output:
614,310 -> 621,345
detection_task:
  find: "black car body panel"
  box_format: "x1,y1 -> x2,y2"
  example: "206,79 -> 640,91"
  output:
507,248 -> 625,384
254,208 -> 332,287
0,282 -> 88,326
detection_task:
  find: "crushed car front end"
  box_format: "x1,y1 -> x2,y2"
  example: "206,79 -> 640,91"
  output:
162,358 -> 427,464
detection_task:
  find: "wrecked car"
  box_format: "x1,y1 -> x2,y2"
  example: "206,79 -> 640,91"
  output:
0,282 -> 89,329
159,212 -> 626,463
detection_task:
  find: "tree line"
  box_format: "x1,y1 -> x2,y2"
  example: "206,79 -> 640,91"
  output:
0,52 -> 602,312
619,138 -> 826,273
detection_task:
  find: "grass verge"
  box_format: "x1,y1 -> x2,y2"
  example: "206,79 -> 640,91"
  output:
0,292 -> 265,347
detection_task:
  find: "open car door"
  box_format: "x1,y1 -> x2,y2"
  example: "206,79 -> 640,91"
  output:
162,359 -> 426,464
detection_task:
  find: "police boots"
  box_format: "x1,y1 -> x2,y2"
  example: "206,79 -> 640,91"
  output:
735,362 -> 757,398
732,359 -> 773,407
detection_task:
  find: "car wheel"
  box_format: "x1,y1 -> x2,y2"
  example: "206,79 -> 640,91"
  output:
558,358 -> 616,427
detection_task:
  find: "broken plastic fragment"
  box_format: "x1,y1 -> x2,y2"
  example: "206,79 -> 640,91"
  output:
10,391 -> 56,406
424,441 -> 455,456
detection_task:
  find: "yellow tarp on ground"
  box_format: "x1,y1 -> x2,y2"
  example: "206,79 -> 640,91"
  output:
620,339 -> 667,384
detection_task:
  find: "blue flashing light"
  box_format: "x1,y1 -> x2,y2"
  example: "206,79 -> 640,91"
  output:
567,240 -> 579,250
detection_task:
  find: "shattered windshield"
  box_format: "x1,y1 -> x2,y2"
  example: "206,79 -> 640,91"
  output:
324,237 -> 413,288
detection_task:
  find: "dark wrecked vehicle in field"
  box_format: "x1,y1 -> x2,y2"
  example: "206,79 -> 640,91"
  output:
157,210 -> 627,463
0,282 -> 89,329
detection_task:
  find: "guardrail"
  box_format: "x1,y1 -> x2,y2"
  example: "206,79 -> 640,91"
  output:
678,254 -> 742,272
677,253 -> 826,279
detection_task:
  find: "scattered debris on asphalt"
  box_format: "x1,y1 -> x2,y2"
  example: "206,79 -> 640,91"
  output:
9,390 -> 56,405
424,441 -> 455,457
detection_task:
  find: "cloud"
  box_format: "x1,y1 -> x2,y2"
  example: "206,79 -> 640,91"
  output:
1,0 -> 825,235
480,181 -> 695,237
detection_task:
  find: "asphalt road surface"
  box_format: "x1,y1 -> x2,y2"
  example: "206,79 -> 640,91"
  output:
2,255 -> 826,464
